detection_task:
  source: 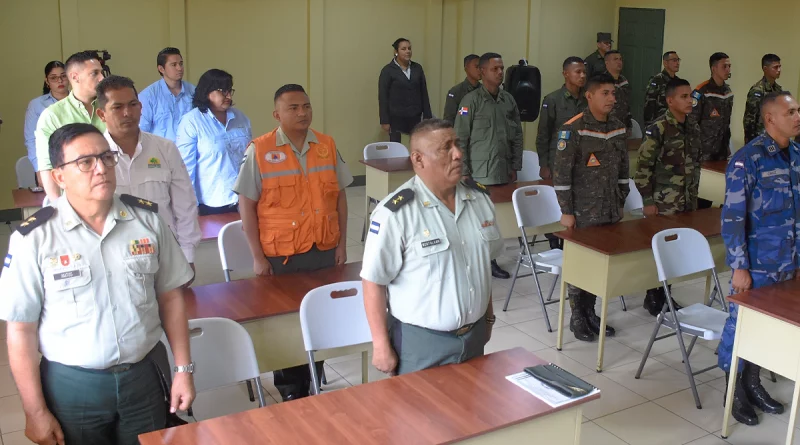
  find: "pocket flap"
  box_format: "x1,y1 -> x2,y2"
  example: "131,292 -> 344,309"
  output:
45,266 -> 92,291
761,173 -> 790,188
474,118 -> 490,129
479,226 -> 501,241
125,257 -> 158,274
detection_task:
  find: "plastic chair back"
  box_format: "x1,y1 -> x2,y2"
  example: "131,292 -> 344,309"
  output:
512,185 -> 561,229
16,157 -> 35,188
630,119 -> 643,139
299,281 -> 372,352
218,220 -> 252,282
624,178 -> 644,212
517,151 -> 542,182
651,228 -> 716,282
363,142 -> 409,160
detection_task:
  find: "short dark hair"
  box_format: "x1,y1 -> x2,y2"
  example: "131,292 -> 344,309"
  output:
760,91 -> 794,118
192,69 -> 233,113
96,75 -> 138,109
479,52 -> 502,68
49,123 -> 103,168
665,78 -> 691,98
562,56 -> 584,71
604,50 -> 621,60
662,51 -> 677,61
65,50 -> 102,72
586,74 -> 615,92
463,54 -> 479,67
709,52 -> 729,68
156,47 -> 182,76
762,53 -> 780,67
410,118 -> 453,151
42,60 -> 65,95
274,84 -> 307,103
392,38 -> 410,51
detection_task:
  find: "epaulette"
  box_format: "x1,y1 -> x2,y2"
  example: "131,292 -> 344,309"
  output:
120,194 -> 159,213
16,206 -> 55,236
384,189 -> 414,212
463,178 -> 490,195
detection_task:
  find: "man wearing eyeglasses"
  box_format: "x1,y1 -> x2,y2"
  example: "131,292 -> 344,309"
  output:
96,75 -> 200,278
643,51 -> 683,127
0,123 -> 196,445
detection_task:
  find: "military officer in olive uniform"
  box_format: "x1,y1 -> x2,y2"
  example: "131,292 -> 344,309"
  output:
0,123 -> 195,445
604,50 -> 632,132
362,119 -> 505,376
443,54 -> 481,123
691,52 -> 734,162
554,74 -> 629,341
454,52 -> 522,278
584,32 -> 613,79
634,78 -> 701,316
743,54 -> 782,143
643,51 -> 682,127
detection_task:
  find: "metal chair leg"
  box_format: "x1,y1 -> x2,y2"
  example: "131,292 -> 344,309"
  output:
619,295 -> 627,311
770,371 -> 778,383
321,367 -> 327,385
503,252 -> 523,311
246,380 -> 255,402
308,351 -> 321,396
665,284 -> 702,409
545,274 -> 559,301
635,311 -> 663,379
254,377 -> 267,407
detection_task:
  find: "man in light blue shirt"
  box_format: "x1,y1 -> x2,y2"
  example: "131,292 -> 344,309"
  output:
24,94 -> 59,172
138,48 -> 195,142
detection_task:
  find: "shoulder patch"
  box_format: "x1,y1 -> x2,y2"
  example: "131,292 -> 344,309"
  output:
691,90 -> 702,99
558,130 -> 571,140
384,189 -> 415,212
753,92 -> 762,97
120,194 -> 159,213
16,206 -> 55,236
564,112 -> 584,126
463,177 -> 490,195
542,103 -> 548,108
447,93 -> 455,98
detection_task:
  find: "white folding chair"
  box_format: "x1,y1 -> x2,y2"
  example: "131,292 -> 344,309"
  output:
361,142 -> 409,241
502,186 -> 564,332
630,119 -> 643,139
624,178 -> 644,213
162,317 -> 267,414
217,220 -> 251,282
299,281 -> 372,395
517,150 -> 542,182
15,157 -> 35,188
635,228 -> 728,409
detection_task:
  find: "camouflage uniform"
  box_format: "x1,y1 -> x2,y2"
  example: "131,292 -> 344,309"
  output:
554,111 -> 629,338
643,70 -> 681,127
719,134 -> 800,373
633,110 -> 701,215
690,79 -> 734,162
611,74 -> 632,132
743,77 -> 782,144
535,85 -> 587,171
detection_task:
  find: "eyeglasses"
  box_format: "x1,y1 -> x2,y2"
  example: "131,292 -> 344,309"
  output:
58,150 -> 119,172
666,58 -> 681,63
47,74 -> 67,82
216,88 -> 235,97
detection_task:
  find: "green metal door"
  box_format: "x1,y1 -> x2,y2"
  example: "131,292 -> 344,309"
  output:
618,8 -> 665,128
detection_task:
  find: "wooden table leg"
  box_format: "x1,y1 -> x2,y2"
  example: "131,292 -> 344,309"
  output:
556,276 -> 568,351
596,293 -> 610,372
784,378 -> 800,445
361,350 -> 369,384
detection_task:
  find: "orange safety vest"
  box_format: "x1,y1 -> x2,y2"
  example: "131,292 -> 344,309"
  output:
253,129 -> 340,257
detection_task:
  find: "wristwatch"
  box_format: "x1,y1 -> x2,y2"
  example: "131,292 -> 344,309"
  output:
173,362 -> 195,374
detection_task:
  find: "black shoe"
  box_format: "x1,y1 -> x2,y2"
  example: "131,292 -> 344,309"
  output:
725,373 -> 759,426
549,238 -> 562,250
743,364 -> 784,414
584,305 -> 615,337
491,260 -> 510,279
643,288 -> 683,317
281,392 -> 309,402
569,312 -> 595,342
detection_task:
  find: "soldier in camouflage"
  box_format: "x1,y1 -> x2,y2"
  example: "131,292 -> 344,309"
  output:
691,52 -> 734,163
554,74 -> 629,341
643,51 -> 682,127
604,50 -> 632,132
743,54 -> 782,143
584,32 -> 612,79
634,78 -> 700,316
720,91 -> 800,426
442,54 -> 481,123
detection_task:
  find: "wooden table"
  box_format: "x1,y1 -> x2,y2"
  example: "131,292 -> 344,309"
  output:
185,262 -> 369,373
721,281 -> 800,444
139,348 -> 599,445
554,208 -> 727,372
11,188 -> 45,219
699,160 -> 727,206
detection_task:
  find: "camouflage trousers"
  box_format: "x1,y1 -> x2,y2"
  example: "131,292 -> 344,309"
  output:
568,285 -> 597,312
718,270 -> 795,372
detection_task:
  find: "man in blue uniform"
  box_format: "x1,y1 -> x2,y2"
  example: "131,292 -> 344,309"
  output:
720,91 -> 800,426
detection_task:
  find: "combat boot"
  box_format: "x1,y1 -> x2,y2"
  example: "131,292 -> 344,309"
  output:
583,295 -> 615,337
642,287 -> 683,317
724,372 -> 759,426
569,294 -> 595,342
743,364 -> 784,414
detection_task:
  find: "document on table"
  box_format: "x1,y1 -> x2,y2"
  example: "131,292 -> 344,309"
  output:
506,371 -> 599,408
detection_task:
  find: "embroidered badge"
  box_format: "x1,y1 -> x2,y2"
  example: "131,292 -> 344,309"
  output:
542,103 -> 548,108
557,139 -> 567,151
421,239 -> 441,248
710,108 -> 720,118
734,160 -> 745,168
558,131 -> 571,140
369,221 -> 380,235
586,153 -> 601,167
317,145 -> 330,159
458,107 -> 469,116
423,229 -> 430,237
60,255 -> 70,267
3,254 -> 11,269
147,157 -> 161,169
130,238 -> 155,255
448,93 -> 455,98
266,151 -> 287,164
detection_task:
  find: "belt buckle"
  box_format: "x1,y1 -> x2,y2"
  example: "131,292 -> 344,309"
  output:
455,324 -> 472,336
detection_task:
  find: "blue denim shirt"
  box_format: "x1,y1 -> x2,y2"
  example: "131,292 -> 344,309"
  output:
138,79 -> 195,142
24,93 -> 58,171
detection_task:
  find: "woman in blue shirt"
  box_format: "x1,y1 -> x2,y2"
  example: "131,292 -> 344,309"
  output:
176,69 -> 252,215
24,61 -> 68,174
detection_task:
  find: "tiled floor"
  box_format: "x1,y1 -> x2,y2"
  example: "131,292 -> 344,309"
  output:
0,185 -> 797,444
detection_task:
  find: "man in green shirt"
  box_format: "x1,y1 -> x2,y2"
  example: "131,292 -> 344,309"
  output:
442,54 -> 481,123
35,50 -> 106,201
584,32 -> 613,78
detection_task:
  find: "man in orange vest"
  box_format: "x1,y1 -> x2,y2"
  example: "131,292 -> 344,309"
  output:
234,84 -> 353,401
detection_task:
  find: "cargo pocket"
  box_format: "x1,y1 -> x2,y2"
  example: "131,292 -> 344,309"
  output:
412,235 -> 450,282
125,257 -> 158,307
262,223 -> 297,257
44,265 -> 93,320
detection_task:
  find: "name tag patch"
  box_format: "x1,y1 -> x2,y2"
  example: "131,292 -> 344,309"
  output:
762,170 -> 781,178
421,239 -> 441,248
53,269 -> 81,281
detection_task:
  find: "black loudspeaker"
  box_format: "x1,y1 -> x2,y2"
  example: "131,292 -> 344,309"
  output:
504,59 -> 542,122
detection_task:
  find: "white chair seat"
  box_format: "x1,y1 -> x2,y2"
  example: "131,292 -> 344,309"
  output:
532,249 -> 563,274
673,304 -> 728,341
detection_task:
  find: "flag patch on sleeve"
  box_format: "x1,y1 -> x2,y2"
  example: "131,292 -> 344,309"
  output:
369,221 -> 380,235
458,107 -> 469,116
3,254 -> 11,268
